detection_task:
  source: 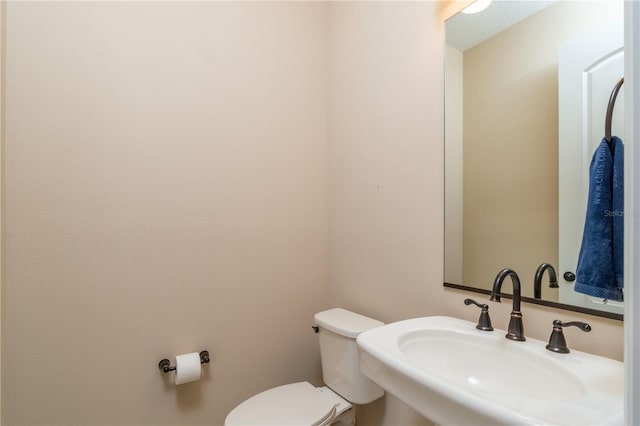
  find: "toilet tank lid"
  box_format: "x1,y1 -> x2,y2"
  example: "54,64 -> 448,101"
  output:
314,308 -> 384,338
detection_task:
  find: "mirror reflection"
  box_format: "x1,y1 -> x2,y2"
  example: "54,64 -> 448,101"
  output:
444,0 -> 624,317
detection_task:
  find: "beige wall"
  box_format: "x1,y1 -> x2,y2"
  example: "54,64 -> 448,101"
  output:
462,1 -> 623,298
328,1 -> 446,323
2,1 -> 625,426
444,44 -> 463,284
327,4 -> 446,423
3,2 -> 328,425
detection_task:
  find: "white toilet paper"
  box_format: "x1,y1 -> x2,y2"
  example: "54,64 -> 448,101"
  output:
175,352 -> 202,385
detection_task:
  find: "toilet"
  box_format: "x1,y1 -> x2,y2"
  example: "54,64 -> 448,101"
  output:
225,308 -> 385,426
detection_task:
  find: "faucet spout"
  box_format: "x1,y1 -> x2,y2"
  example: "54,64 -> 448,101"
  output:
490,268 -> 525,341
533,263 -> 559,299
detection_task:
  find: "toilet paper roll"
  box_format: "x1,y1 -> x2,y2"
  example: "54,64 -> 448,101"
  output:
175,352 -> 202,385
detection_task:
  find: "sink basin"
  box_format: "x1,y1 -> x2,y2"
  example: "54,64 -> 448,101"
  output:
356,316 -> 623,425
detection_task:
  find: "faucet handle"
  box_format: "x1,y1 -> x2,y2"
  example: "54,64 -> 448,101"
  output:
545,320 -> 592,353
464,299 -> 494,331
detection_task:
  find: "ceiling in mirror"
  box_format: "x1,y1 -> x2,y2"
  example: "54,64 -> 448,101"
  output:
447,1 -> 557,51
444,0 -> 624,319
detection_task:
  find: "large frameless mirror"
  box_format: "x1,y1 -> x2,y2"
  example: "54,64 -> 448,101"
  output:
444,0 -> 624,319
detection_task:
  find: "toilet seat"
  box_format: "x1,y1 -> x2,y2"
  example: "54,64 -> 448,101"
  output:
224,382 -> 339,426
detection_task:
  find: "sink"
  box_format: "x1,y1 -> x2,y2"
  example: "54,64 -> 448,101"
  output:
399,328 -> 586,401
356,316 -> 623,425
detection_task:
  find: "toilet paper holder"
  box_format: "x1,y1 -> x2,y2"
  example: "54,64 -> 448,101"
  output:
158,350 -> 210,373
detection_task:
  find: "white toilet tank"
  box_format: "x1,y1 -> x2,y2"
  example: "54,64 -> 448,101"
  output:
313,308 -> 385,405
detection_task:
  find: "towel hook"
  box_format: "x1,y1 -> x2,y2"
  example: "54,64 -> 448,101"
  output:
605,77 -> 624,144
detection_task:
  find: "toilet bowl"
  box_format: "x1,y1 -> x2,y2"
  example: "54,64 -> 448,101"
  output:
224,308 -> 384,426
225,382 -> 353,426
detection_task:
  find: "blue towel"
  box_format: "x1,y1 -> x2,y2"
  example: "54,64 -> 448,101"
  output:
611,137 -> 624,290
574,138 -> 624,301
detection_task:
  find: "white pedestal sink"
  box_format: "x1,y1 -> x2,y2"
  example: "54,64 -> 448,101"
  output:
356,316 -> 623,425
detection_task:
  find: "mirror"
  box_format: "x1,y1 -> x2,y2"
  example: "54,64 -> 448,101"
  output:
444,0 -> 624,319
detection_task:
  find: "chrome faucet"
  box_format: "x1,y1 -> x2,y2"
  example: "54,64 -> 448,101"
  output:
490,268 -> 526,341
533,263 -> 559,299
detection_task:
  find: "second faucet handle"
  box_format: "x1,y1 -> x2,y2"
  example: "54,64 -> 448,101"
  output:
464,299 -> 494,331
546,320 -> 592,353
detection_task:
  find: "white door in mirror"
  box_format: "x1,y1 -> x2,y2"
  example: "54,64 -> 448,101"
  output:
558,19 -> 624,314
